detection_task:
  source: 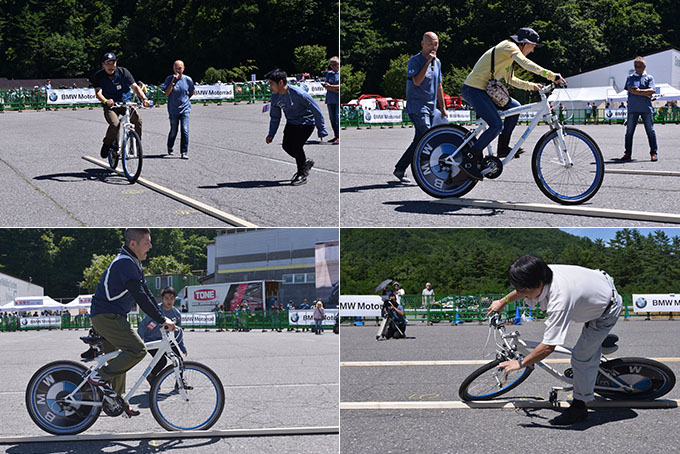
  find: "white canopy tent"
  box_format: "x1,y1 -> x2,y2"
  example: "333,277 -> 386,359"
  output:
65,294 -> 93,310
548,86 -> 615,109
0,296 -> 67,312
607,83 -> 680,103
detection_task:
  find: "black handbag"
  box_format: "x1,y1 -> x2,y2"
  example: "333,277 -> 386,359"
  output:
486,46 -> 511,107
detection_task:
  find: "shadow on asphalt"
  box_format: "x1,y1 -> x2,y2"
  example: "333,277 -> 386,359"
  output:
198,180 -> 289,189
340,181 -> 410,193
517,407 -> 638,430
4,437 -> 221,453
384,200 -> 501,216
34,168 -> 127,185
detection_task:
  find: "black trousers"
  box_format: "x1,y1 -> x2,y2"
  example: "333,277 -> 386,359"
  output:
147,345 -> 182,380
282,124 -> 315,171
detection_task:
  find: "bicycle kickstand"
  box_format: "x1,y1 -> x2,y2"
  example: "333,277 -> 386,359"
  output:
549,385 -> 573,406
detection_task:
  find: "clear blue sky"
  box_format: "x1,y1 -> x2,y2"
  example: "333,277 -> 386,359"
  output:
560,228 -> 680,243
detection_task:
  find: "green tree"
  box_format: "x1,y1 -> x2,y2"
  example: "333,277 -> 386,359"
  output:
146,256 -> 191,275
442,65 -> 471,97
340,64 -> 365,103
381,54 -> 409,98
203,67 -> 223,84
293,44 -> 327,75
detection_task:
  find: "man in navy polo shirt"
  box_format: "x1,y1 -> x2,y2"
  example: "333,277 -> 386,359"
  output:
615,56 -> 659,162
92,53 -> 150,158
88,228 -> 176,417
162,60 -> 195,159
393,32 -> 448,183
323,56 -> 340,144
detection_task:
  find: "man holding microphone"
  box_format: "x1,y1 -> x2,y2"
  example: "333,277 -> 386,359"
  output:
393,32 -> 447,183
162,60 -> 195,159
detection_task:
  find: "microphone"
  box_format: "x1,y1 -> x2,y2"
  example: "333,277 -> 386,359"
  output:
431,57 -> 436,70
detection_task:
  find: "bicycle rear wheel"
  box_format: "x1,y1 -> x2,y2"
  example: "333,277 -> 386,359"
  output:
26,360 -> 101,435
149,361 -> 225,431
595,357 -> 676,400
122,129 -> 143,183
531,127 -> 604,204
412,124 -> 478,198
459,358 -> 533,401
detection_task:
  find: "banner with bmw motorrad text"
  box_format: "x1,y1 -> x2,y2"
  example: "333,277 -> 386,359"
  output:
362,110 -> 403,124
191,84 -> 235,100
339,295 -> 383,317
180,312 -> 217,326
46,89 -> 99,105
632,294 -> 680,312
297,82 -> 326,97
288,309 -> 338,326
19,316 -> 62,328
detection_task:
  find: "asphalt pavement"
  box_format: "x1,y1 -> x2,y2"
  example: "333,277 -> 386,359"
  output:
340,123 -> 680,226
340,319 -> 680,454
0,328 -> 339,453
0,103 -> 339,227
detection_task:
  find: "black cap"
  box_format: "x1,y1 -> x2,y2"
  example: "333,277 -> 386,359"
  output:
510,28 -> 544,47
102,52 -> 117,62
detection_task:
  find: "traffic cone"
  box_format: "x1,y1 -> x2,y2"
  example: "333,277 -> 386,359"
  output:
513,304 -> 522,325
453,308 -> 463,325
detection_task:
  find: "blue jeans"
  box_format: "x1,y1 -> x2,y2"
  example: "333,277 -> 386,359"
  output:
461,84 -> 521,151
395,112 -> 433,172
168,112 -> 190,154
327,103 -> 339,139
625,112 -> 657,156
315,319 -> 323,333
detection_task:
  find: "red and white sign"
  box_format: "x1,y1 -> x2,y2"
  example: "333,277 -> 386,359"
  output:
194,289 -> 217,301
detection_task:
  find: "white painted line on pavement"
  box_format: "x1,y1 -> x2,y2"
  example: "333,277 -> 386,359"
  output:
83,156 -> 257,227
433,198 -> 680,224
0,426 -> 339,444
341,358 -> 680,367
340,400 -> 680,410
605,168 -> 680,177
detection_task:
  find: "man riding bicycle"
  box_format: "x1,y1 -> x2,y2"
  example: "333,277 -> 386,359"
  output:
92,52 -> 150,159
88,228 -> 176,417
488,255 -> 622,425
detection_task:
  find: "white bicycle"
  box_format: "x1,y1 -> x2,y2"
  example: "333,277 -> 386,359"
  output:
412,84 -> 604,204
459,314 -> 676,402
26,328 -> 225,435
107,101 -> 146,183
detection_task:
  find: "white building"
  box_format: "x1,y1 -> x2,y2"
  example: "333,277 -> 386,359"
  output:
566,48 -> 680,92
0,271 -> 44,307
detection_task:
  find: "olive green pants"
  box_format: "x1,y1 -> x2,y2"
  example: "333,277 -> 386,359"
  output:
91,313 -> 147,398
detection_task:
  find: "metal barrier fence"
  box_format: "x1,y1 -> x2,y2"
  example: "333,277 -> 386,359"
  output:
0,310 -> 328,332
0,81 -> 325,111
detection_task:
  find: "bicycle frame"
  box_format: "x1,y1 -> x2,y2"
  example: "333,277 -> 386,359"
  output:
443,84 -> 570,175
113,103 -> 139,153
61,329 -> 187,408
495,326 -> 637,394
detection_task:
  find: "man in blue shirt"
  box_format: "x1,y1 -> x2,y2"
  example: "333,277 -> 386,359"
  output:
265,68 -> 328,186
162,60 -> 195,159
616,56 -> 659,162
88,228 -> 176,417
323,57 -> 340,144
393,32 -> 448,183
92,53 -> 150,159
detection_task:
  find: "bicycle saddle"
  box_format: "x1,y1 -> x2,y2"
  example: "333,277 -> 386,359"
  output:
601,334 -> 619,354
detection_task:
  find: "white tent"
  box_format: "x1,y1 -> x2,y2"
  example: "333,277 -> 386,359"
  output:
548,86 -> 615,109
607,83 -> 680,103
65,294 -> 93,309
0,296 -> 67,312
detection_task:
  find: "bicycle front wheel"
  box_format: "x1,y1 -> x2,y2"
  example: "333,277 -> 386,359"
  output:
459,359 -> 533,401
596,357 -> 676,400
412,124 -> 478,198
531,127 -> 604,204
107,145 -> 119,169
122,129 -> 143,183
149,361 -> 225,431
26,360 -> 102,435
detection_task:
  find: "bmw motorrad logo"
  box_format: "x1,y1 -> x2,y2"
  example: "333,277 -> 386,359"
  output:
291,314 -> 299,322
21,319 -> 28,326
365,112 -> 372,121
49,92 -> 58,102
635,297 -> 647,309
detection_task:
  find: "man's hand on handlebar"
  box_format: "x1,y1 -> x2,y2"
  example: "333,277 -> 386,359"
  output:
486,298 -> 506,316
162,318 -> 177,331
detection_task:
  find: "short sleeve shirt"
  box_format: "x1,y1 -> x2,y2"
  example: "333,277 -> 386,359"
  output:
422,288 -> 434,305
324,71 -> 339,105
523,265 -> 615,346
92,66 -> 135,103
405,53 -> 441,115
162,74 -> 194,115
625,72 -> 655,114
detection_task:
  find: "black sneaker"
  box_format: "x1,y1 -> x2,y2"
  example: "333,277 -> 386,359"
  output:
167,148 -> 173,155
181,152 -> 188,160
291,172 -> 308,186
549,402 -> 588,425
393,169 -> 411,183
303,159 -> 314,176
100,144 -> 110,158
613,153 -> 632,162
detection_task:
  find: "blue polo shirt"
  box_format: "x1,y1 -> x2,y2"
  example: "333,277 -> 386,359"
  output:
625,72 -> 655,114
92,66 -> 135,103
405,53 -> 441,115
324,71 -> 339,105
268,85 -> 328,138
162,74 -> 195,115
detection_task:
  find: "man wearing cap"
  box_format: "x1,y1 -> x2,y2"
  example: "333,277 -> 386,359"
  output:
92,53 -> 150,159
421,282 -> 434,309
615,56 -> 659,162
162,60 -> 194,159
393,31 -> 448,183
460,28 -> 566,180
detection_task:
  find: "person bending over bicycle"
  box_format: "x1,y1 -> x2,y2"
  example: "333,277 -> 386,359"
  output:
460,28 -> 566,180
488,255 -> 622,425
88,228 -> 176,417
92,52 -> 150,159
137,286 -> 187,386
